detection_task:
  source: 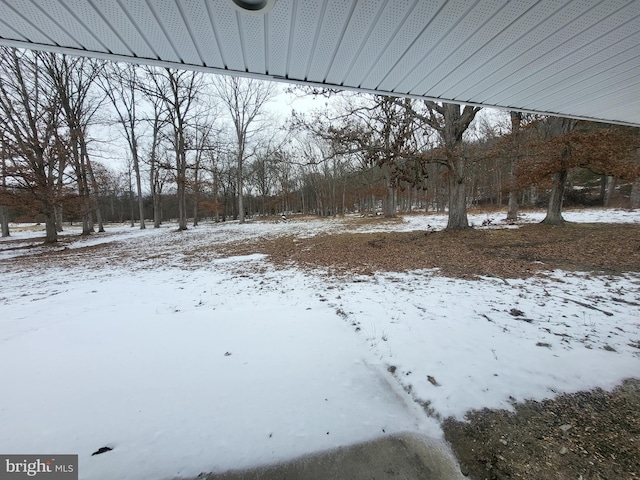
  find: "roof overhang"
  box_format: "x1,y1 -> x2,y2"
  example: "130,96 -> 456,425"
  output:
0,0 -> 638,126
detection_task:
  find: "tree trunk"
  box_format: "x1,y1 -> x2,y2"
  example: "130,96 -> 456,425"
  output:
76,157 -> 92,236
506,111 -> 521,221
0,153 -> 8,237
237,151 -> 245,224
0,205 -> 9,237
83,151 -> 105,232
129,168 -> 135,227
542,169 -> 568,225
154,193 -> 162,228
507,191 -> 519,221
44,206 -> 57,244
438,103 -> 479,230
176,130 -> 187,230
193,195 -> 199,227
604,176 -> 616,207
54,206 -> 64,232
630,177 -> 640,209
599,175 -> 607,205
177,176 -> 187,230
447,159 -> 469,230
541,118 -> 576,225
133,150 -> 145,229
383,167 -> 396,218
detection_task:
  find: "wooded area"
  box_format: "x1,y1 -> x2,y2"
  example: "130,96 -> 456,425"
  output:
1,48 -> 638,243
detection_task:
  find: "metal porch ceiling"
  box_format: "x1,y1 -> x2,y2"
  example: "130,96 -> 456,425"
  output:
0,0 -> 638,126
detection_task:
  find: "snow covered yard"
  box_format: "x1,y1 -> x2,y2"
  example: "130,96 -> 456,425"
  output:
1,208 -> 639,479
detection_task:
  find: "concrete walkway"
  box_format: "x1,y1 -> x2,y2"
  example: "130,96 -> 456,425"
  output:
197,432 -> 465,480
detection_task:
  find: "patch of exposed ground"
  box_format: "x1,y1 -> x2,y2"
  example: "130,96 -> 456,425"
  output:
443,379 -> 640,480
219,222 -> 640,279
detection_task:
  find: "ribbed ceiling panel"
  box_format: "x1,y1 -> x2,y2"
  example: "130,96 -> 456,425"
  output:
180,0 -> 224,68
359,1 -> 445,90
287,0 -> 323,80
89,0 -> 155,59
4,0 -> 82,49
207,0 -> 244,71
265,0 -> 292,77
396,0 -> 507,95
481,0 -> 635,107
0,0 -> 637,126
324,0 -> 385,85
305,0 -> 353,83
148,0 -> 202,64
0,19 -> 29,43
239,13 -> 266,73
62,0 -> 130,54
411,0 -> 534,99
378,0 -> 467,92
35,0 -> 107,52
342,0 -> 412,87
516,3 -> 640,109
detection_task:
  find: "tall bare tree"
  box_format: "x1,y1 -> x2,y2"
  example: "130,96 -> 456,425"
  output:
0,134 -> 10,237
42,53 -> 105,234
145,93 -> 167,228
99,63 -> 146,228
213,76 -> 275,223
144,67 -> 203,230
0,48 -> 62,243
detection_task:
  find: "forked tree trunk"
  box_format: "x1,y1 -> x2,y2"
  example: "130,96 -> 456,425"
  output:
541,118 -> 576,225
424,102 -> 479,230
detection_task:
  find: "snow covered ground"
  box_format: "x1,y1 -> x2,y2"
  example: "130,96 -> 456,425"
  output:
1,208 -> 639,480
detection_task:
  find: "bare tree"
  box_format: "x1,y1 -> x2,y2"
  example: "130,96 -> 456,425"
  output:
0,48 -> 62,243
0,134 -> 10,237
189,112 -> 222,226
213,76 -> 275,223
99,63 -> 147,228
41,53 -> 105,234
144,67 -> 203,230
145,93 -> 168,228
298,94 -> 426,217
412,102 -> 481,230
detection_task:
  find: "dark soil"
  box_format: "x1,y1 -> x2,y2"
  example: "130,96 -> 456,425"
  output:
443,379 -> 640,480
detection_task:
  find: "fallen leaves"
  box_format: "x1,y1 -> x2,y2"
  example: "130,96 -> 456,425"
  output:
236,221 -> 640,279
